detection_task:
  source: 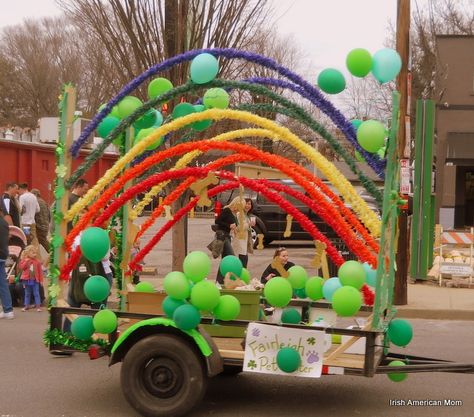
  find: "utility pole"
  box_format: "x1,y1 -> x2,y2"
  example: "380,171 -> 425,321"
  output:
394,0 -> 411,305
165,0 -> 189,271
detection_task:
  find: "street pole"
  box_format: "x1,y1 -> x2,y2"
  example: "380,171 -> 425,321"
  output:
394,0 -> 410,305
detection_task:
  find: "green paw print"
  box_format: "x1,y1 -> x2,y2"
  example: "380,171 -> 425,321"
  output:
307,337 -> 316,346
247,360 -> 257,369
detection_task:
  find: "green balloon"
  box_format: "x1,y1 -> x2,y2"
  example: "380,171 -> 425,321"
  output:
371,48 -> 402,84
134,127 -> 163,151
172,102 -> 196,120
219,255 -> 243,278
97,116 -> 121,139
294,287 -> 307,298
377,146 -> 386,159
84,275 -> 110,302
305,276 -> 324,300
276,347 -> 301,373
71,316 -> 95,340
281,308 -> 301,324
135,281 -> 155,293
183,251 -> 211,283
317,68 -> 346,94
346,48 -> 372,77
338,260 -> 366,289
98,103 -> 120,119
331,286 -> 362,317
190,280 -> 220,311
162,296 -> 186,319
118,96 -> 143,119
351,119 -> 363,131
388,319 -> 413,347
387,360 -> 408,382
148,77 -> 173,99
192,104 -> 213,131
239,267 -> 251,284
354,150 -> 365,162
80,227 -> 110,263
163,271 -> 190,300
287,265 -> 308,289
357,120 -> 386,153
93,309 -> 117,334
112,133 -> 125,147
134,108 -> 159,130
190,53 -> 219,84
213,295 -> 240,321
263,277 -> 292,308
203,88 -> 229,109
173,304 -> 201,330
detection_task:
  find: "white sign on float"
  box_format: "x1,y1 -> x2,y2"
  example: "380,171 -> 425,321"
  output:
243,323 -> 325,378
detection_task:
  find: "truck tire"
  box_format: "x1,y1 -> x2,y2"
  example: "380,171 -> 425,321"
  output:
121,334 -> 207,417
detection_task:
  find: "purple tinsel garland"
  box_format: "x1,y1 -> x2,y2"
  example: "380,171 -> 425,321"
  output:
70,48 -> 385,177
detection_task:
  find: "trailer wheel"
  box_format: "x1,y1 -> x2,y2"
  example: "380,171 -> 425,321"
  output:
121,334 -> 207,417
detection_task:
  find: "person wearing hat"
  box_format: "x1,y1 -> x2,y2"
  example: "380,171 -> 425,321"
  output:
31,189 -> 50,252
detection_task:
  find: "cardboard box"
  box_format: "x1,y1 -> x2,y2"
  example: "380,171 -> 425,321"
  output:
127,291 -> 166,315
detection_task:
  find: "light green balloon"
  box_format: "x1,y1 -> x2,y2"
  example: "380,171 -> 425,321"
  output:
357,120 -> 386,153
148,77 -> 173,99
287,265 -> 308,289
134,127 -> 163,151
163,271 -> 190,300
331,286 -> 362,317
183,251 -> 211,283
346,48 -> 372,78
203,88 -> 229,109
387,360 -> 408,382
338,260 -> 366,289
93,309 -> 117,334
135,281 -> 155,293
239,267 -> 251,284
213,295 -> 240,321
305,276 -> 324,300
263,277 -> 292,308
117,96 -> 143,119
190,280 -> 220,311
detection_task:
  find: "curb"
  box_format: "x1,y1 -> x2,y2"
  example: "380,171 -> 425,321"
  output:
395,308 -> 474,321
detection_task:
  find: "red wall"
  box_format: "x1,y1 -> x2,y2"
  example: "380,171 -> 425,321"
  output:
0,140 -> 117,204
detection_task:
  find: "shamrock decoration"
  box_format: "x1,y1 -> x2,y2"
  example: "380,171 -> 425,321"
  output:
49,284 -> 61,299
306,337 -> 316,346
53,211 -> 64,224
54,186 -> 65,199
55,144 -> 64,156
247,360 -> 257,370
55,164 -> 67,178
51,234 -> 64,249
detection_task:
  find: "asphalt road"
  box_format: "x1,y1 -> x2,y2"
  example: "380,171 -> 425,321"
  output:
1,311 -> 473,417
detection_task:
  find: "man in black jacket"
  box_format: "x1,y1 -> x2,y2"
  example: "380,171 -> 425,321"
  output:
0,211 -> 14,319
2,182 -> 20,227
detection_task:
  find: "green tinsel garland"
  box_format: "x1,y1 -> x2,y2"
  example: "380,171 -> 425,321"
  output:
43,328 -> 110,352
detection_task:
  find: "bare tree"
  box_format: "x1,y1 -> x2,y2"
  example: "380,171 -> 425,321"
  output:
0,17 -> 83,126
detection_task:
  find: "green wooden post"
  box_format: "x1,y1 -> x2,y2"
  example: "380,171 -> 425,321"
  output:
428,194 -> 436,268
49,84 -> 76,305
410,100 -> 435,280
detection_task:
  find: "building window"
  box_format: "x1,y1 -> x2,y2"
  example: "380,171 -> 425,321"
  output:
42,160 -> 49,171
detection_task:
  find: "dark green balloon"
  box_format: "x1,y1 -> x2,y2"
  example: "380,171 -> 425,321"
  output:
173,304 -> 201,330
388,319 -> 413,347
71,316 -> 95,340
281,308 -> 301,324
162,296 -> 186,319
276,347 -> 301,373
317,68 -> 346,94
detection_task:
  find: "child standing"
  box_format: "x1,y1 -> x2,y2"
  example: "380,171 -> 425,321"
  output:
19,245 -> 44,312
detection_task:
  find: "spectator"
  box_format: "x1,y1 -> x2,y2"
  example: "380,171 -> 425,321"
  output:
231,197 -> 254,268
260,247 -> 295,285
2,182 -> 21,227
31,189 -> 50,252
18,245 -> 44,312
0,211 -> 14,319
18,183 -> 40,246
68,178 -> 89,232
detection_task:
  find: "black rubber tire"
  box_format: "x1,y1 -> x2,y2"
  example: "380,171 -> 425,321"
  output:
120,334 -> 207,417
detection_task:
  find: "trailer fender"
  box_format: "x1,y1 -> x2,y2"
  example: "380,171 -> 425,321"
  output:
109,317 -> 223,376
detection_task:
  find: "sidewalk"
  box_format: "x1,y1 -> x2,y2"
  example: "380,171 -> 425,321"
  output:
395,281 -> 474,320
